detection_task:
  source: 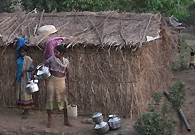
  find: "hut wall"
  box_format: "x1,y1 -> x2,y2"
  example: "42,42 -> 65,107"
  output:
0,32 -> 172,118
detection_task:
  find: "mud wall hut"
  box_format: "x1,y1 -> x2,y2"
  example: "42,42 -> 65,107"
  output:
0,11 -> 176,118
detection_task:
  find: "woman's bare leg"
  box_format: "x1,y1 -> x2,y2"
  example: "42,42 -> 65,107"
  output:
21,109 -> 29,119
47,110 -> 52,128
64,106 -> 72,127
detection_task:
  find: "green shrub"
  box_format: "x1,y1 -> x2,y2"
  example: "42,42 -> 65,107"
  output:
168,79 -> 186,110
134,80 -> 186,135
134,91 -> 178,135
171,55 -> 188,72
171,37 -> 189,72
152,92 -> 163,104
134,108 -> 176,135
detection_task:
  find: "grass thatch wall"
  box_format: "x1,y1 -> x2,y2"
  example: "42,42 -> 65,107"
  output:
0,28 -> 173,118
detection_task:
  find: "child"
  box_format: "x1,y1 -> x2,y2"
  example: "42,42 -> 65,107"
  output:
15,45 -> 34,119
36,45 -> 71,128
189,51 -> 195,70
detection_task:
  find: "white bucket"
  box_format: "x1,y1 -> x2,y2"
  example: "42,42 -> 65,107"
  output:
67,104 -> 78,118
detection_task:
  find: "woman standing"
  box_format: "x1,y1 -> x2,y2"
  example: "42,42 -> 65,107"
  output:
36,45 -> 71,128
15,45 -> 34,119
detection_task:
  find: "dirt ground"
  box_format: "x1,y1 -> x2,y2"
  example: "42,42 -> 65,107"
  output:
0,107 -> 135,135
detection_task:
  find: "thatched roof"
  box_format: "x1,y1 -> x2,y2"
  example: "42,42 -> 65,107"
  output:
0,11 -> 162,49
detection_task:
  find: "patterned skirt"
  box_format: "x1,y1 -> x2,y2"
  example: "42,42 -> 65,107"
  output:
16,82 -> 34,109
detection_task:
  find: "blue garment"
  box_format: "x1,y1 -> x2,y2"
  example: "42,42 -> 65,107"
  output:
15,37 -> 29,58
16,55 -> 34,82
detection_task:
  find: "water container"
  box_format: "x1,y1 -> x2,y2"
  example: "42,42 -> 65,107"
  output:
67,104 -> 78,118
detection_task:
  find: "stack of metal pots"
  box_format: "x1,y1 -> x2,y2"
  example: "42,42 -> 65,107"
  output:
92,112 -> 109,134
92,112 -> 121,134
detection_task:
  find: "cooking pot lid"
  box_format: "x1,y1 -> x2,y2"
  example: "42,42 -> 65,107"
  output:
92,112 -> 102,118
108,114 -> 117,118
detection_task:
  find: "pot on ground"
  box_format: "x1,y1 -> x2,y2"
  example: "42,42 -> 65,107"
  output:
95,121 -> 109,134
108,114 -> 121,130
92,112 -> 103,124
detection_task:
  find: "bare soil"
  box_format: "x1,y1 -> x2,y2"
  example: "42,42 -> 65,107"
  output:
0,107 -> 135,135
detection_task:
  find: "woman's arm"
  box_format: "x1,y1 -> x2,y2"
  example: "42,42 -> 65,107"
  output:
66,66 -> 71,91
21,63 -> 34,77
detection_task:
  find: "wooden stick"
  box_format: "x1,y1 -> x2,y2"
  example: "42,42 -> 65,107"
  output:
75,14 -> 86,28
2,19 -> 19,35
0,17 -> 11,26
35,34 -> 49,47
28,25 -> 31,38
8,10 -> 35,41
119,21 -> 127,46
57,21 -> 70,31
97,13 -> 111,29
38,10 -> 45,29
33,24 -> 38,35
66,27 -> 89,48
140,15 -> 153,47
89,20 -> 102,45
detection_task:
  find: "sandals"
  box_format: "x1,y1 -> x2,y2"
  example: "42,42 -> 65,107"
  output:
21,109 -> 29,119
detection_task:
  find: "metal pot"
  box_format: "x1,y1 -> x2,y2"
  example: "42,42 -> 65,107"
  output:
94,121 -> 109,134
92,112 -> 103,124
108,114 -> 121,129
36,64 -> 51,80
26,80 -> 39,94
